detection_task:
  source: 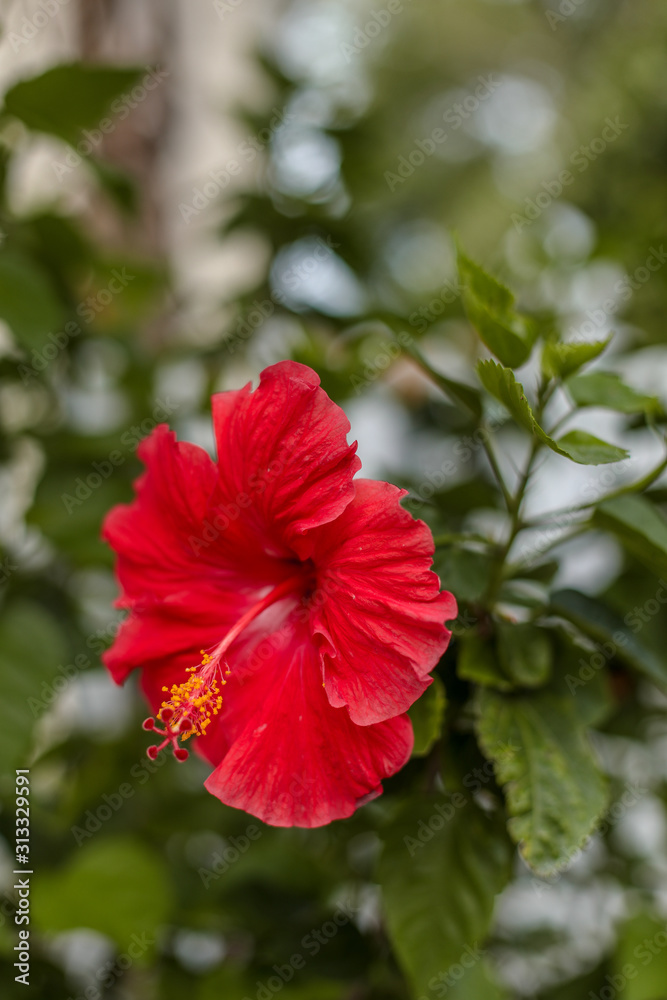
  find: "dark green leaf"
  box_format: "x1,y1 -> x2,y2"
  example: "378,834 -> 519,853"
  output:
550,587 -> 667,689
435,548 -> 494,602
476,686 -> 608,875
3,63 -> 144,145
594,494 -> 667,578
0,249 -> 65,350
378,799 -> 512,999
458,635 -> 513,691
496,622 -> 554,687
0,602 -> 69,771
409,676 -> 447,757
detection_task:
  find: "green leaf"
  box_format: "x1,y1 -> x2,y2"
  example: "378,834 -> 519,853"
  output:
0,249 -> 65,351
475,686 -> 608,875
613,912 -> 667,1000
566,372 -> 661,414
594,495 -> 667,578
496,622 -> 554,688
32,837 -> 171,951
542,339 -> 610,379
459,250 -> 536,367
409,676 -> 446,756
553,430 -> 629,465
458,635 -> 514,691
477,360 -> 626,464
378,799 -> 512,1000
0,602 -> 69,772
476,360 -> 544,434
435,548 -> 494,602
3,63 -> 144,145
550,588 -> 667,689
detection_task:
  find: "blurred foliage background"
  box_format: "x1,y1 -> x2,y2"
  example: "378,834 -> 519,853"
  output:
1,1 -> 667,999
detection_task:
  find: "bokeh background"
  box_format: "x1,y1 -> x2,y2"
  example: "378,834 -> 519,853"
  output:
1,1 -> 667,998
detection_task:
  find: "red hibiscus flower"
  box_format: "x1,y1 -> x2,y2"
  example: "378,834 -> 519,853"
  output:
102,361 -> 456,827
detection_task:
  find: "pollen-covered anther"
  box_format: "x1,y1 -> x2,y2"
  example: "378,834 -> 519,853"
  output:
141,650 -> 226,761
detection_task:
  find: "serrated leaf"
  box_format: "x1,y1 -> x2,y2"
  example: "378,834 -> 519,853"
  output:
566,372 -> 661,414
378,799 -> 512,999
475,686 -> 608,875
594,494 -> 667,578
496,622 -> 554,688
551,587 -> 667,689
553,430 -> 629,465
476,359 -> 543,433
3,63 -> 144,145
458,635 -> 514,691
542,338 -> 610,379
409,676 -> 446,757
459,250 -> 536,367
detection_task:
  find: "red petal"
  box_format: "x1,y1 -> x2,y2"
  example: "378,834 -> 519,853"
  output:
309,479 -> 457,725
211,361 -> 360,559
202,611 -> 413,826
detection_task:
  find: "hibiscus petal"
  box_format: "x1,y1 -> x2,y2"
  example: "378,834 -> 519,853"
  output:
211,361 -> 360,558
309,479 -> 457,725
203,611 -> 413,826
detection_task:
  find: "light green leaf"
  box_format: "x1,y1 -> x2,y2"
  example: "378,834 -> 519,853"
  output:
0,602 -> 69,772
3,63 -> 144,145
613,912 -> 667,1000
477,361 -> 626,464
553,430 -> 629,465
378,799 -> 512,1000
542,339 -> 610,379
550,587 -> 667,689
594,494 -> 667,578
475,686 -> 608,875
458,635 -> 513,691
32,837 -> 171,951
496,622 -> 554,688
409,676 -> 446,757
566,372 -> 661,414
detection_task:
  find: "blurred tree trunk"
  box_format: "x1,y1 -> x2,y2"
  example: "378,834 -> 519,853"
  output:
75,0 -> 174,260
